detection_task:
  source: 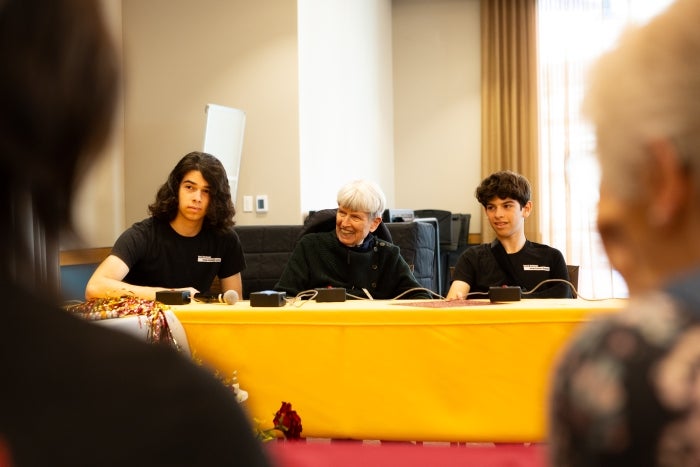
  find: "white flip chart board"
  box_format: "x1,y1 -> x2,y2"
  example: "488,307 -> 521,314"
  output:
202,104 -> 246,202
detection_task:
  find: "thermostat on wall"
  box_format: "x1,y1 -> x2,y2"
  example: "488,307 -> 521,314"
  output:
255,195 -> 268,213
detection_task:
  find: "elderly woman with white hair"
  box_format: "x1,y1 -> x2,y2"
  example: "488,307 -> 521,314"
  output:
275,179 -> 430,299
549,0 -> 700,466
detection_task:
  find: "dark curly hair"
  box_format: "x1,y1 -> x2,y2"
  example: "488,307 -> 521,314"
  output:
475,171 -> 531,208
148,151 -> 236,232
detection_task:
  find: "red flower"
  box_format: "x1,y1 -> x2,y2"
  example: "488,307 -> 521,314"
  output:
273,401 -> 303,440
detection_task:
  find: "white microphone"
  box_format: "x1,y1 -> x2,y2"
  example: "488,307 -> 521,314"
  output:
193,290 -> 239,304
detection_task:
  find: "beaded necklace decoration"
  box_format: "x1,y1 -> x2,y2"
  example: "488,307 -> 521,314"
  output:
65,296 -> 180,351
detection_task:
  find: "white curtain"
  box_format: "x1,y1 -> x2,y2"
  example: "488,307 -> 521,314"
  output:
536,0 -> 674,299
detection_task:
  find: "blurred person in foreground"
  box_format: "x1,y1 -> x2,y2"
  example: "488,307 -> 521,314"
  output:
447,171 -> 572,299
0,1 -> 271,465
548,0 -> 700,465
86,151 -> 245,301
274,179 -> 431,299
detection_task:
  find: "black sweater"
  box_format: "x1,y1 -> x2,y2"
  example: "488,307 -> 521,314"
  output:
275,230 -> 430,299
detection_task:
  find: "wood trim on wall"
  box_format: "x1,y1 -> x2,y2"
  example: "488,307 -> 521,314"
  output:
59,247 -> 112,266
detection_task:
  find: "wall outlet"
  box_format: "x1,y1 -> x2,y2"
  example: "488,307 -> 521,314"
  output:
243,195 -> 253,212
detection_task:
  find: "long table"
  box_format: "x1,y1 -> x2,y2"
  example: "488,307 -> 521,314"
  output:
172,298 -> 626,443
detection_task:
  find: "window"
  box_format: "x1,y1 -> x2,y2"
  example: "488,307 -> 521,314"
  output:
537,0 -> 674,298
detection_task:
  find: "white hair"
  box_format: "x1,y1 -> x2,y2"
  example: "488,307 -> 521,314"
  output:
582,0 -> 700,199
336,179 -> 386,219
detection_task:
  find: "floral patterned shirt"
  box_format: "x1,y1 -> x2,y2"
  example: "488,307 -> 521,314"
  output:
549,270 -> 700,467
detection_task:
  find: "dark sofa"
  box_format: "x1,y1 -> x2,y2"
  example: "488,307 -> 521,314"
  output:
234,221 -> 438,299
58,222 -> 438,302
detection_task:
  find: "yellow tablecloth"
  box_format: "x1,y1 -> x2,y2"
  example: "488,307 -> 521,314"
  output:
173,298 -> 626,442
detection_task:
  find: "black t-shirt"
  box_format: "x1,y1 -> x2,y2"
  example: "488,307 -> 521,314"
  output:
112,217 -> 245,293
453,240 -> 572,298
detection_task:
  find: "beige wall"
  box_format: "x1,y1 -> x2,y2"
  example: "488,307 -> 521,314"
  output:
122,0 -> 300,228
392,0 -> 481,220
72,0 -> 481,248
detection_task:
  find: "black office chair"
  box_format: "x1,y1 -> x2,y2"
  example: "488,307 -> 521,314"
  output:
298,208 -> 393,243
566,264 -> 580,298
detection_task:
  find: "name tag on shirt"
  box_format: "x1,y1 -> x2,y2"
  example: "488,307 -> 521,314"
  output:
523,264 -> 550,271
198,255 -> 222,263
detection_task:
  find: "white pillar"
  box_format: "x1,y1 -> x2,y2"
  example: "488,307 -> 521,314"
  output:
298,0 -> 395,214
